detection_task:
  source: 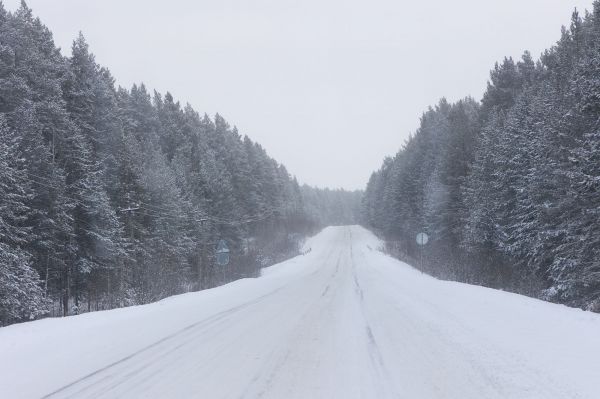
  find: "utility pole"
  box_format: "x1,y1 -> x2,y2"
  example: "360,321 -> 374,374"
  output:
416,232 -> 428,272
198,218 -> 210,290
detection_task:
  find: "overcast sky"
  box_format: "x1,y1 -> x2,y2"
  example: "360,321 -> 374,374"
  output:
4,0 -> 595,189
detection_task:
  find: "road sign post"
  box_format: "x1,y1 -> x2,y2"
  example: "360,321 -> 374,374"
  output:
216,239 -> 230,284
416,232 -> 429,271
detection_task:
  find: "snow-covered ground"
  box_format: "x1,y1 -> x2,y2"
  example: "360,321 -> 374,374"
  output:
1,226 -> 599,398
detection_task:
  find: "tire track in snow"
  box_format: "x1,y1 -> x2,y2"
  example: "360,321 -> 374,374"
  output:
240,248 -> 345,399
354,241 -> 581,399
42,280 -> 299,399
350,237 -> 398,399
46,241 -> 343,399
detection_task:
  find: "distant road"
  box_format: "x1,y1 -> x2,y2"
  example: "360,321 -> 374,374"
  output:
1,226 -> 599,398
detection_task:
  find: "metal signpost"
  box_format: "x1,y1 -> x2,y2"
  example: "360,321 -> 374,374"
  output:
216,239 -> 230,284
416,232 -> 429,271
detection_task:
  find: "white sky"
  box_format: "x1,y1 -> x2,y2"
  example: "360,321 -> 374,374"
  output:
4,0 -> 595,189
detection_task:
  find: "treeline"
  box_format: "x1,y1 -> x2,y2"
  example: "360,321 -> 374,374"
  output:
0,3 -> 360,326
301,186 -> 362,226
363,5 -> 600,311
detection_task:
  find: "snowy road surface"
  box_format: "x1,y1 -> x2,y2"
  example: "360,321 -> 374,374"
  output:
1,226 -> 600,398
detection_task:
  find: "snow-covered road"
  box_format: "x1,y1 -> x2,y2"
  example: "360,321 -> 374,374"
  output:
1,226 -> 599,398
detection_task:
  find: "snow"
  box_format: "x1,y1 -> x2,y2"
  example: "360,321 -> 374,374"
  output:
1,225 -> 599,398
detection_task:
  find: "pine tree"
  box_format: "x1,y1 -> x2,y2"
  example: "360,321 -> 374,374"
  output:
0,116 -> 48,325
